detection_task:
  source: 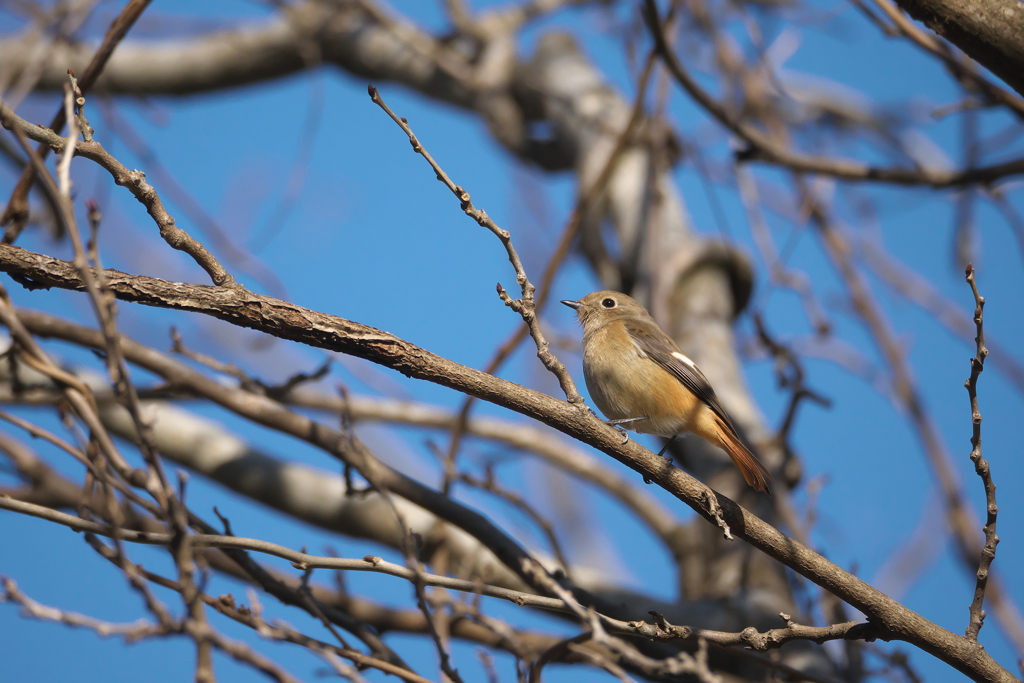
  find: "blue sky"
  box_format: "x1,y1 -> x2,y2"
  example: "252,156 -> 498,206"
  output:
1,1 -> 1023,682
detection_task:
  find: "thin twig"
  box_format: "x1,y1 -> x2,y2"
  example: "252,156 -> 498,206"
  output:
55,83 -> 175,514
800,177 -> 1024,654
0,100 -> 235,285
963,263 -> 997,642
2,575 -> 166,641
367,85 -> 580,405
95,99 -> 286,297
640,609 -> 879,651
437,49 -> 659,494
1,0 -> 155,242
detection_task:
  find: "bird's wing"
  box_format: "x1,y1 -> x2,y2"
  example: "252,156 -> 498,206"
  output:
623,319 -> 735,430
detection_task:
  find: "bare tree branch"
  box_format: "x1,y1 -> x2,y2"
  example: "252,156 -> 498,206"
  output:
0,252 -> 1015,682
963,264 -> 998,642
644,0 -> 1024,187
0,496 -> 568,612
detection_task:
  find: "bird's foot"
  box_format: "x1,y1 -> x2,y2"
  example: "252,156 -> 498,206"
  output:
604,416 -> 647,444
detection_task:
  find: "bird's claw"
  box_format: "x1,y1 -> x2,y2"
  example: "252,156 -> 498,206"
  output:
603,416 -> 647,445
587,410 -> 647,445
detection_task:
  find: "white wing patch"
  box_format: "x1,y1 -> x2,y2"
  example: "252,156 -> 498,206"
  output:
671,351 -> 698,371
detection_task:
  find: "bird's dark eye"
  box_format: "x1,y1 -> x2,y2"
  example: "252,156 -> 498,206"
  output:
601,298 -> 616,308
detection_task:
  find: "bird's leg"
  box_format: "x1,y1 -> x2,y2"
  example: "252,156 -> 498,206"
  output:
604,416 -> 647,444
657,435 -> 678,459
607,416 -> 647,427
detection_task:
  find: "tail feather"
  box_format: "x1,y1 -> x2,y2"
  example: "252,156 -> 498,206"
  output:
715,419 -> 774,494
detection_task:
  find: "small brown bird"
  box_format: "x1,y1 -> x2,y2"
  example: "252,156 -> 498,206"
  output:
562,290 -> 773,493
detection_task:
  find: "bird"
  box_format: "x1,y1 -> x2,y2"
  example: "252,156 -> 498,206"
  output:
561,290 -> 773,493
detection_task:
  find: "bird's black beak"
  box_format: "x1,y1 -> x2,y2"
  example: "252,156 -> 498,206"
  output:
560,299 -> 583,310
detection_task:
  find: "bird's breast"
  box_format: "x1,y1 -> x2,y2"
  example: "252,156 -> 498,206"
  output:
582,324 -> 703,437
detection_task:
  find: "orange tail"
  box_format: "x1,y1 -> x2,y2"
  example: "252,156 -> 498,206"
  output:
714,419 -> 774,494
